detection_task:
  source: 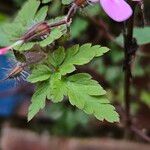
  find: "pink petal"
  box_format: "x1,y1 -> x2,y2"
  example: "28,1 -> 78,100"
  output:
0,47 -> 11,55
100,0 -> 133,22
0,40 -> 23,55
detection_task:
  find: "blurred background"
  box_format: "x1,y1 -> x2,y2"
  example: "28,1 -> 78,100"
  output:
0,0 -> 149,149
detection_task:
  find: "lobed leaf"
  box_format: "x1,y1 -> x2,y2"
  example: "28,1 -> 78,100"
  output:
47,73 -> 67,103
48,47 -> 66,67
14,0 -> 40,25
59,44 -> 110,75
28,82 -> 49,121
66,73 -> 119,122
116,27 -> 150,45
45,72 -> 119,123
34,6 -> 49,22
27,65 -> 51,83
61,0 -> 73,5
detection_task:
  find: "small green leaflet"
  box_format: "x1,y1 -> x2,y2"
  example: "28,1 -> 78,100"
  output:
48,47 -> 66,67
27,64 -> 51,83
66,74 -> 119,122
61,0 -> 73,5
28,82 -> 49,121
58,44 -> 110,75
116,27 -> 150,45
14,0 -> 40,24
47,73 -> 67,103
140,91 -> 150,108
41,0 -> 72,5
35,6 -> 49,22
42,0 -> 52,4
67,73 -> 106,96
47,73 -> 119,122
71,17 -> 88,38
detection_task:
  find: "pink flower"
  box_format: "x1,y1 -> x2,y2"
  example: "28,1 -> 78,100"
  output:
0,40 -> 23,55
0,47 -> 10,55
91,0 -> 133,22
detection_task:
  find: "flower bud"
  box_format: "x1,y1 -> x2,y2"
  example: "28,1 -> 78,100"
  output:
74,0 -> 87,6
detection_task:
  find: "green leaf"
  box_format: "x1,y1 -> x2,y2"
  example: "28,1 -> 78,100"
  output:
141,91 -> 150,107
71,17 -> 88,38
14,0 -> 40,25
15,42 -> 35,51
28,82 -> 49,121
45,72 -> 119,122
66,73 -> 119,122
0,22 -> 25,46
67,73 -> 106,96
133,27 -> 150,45
34,6 -> 49,22
42,0 -> 52,4
59,44 -> 110,75
61,0 -> 73,5
27,65 -> 51,83
47,73 -> 67,103
84,4 -> 101,16
39,28 -> 64,47
48,47 -> 66,67
116,27 -> 150,45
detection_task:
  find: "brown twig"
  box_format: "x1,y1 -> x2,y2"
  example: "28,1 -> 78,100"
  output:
131,126 -> 150,143
123,1 -> 137,138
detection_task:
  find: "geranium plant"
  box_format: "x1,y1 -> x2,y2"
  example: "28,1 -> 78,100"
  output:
0,0 -> 140,123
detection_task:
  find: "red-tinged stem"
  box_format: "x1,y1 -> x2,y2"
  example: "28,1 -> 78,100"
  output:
49,3 -> 78,28
49,19 -> 67,28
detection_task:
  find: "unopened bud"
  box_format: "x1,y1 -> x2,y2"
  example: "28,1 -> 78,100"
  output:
74,0 -> 87,6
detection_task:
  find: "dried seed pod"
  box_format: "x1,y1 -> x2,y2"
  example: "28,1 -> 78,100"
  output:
0,63 -> 27,83
0,22 -> 51,55
0,50 -> 46,83
21,22 -> 51,42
